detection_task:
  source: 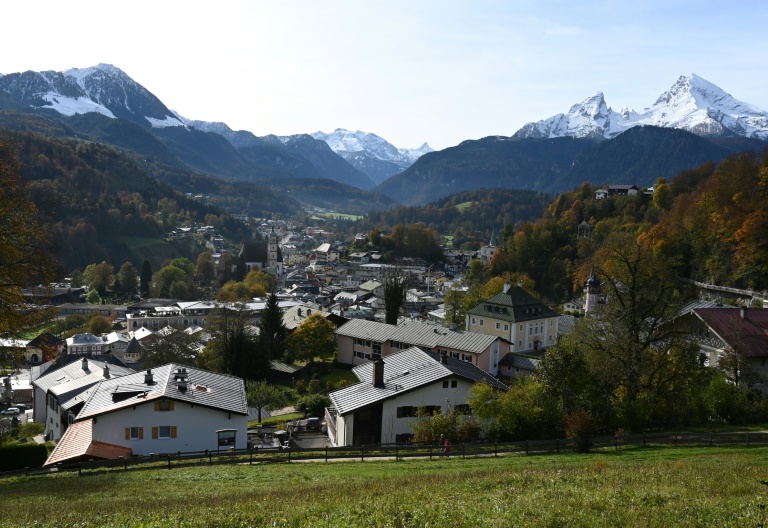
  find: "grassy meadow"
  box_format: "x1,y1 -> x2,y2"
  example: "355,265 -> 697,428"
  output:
3,445 -> 768,527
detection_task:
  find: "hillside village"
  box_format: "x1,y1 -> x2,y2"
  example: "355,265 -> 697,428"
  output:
3,185 -> 768,470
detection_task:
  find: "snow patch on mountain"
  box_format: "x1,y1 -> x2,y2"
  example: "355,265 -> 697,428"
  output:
514,74 -> 768,141
146,115 -> 185,128
38,92 -> 115,118
312,128 -> 433,166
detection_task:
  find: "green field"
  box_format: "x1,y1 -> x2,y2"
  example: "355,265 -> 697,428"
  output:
456,201 -> 475,211
3,445 -> 768,527
311,212 -> 364,221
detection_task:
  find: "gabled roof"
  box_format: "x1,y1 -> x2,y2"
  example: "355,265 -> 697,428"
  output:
337,318 -> 501,354
33,358 -> 135,394
77,363 -> 247,420
693,307 -> 768,357
329,347 -> 506,416
499,353 -> 541,371
27,331 -> 64,348
466,285 -> 559,323
44,419 -> 132,466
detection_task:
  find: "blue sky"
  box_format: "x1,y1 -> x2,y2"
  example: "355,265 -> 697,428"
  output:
3,1 -> 767,150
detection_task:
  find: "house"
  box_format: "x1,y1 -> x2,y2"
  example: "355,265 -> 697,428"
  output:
65,333 -> 114,355
325,347 -> 507,446
32,356 -> 135,440
498,353 -> 540,378
478,230 -> 498,265
336,317 -> 509,375
465,283 -> 559,354
44,364 -> 248,466
595,184 -> 640,200
689,307 -> 768,375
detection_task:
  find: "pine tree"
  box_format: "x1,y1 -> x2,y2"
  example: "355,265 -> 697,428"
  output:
140,259 -> 152,298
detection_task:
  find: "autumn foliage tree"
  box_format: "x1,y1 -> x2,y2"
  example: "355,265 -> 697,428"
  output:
0,139 -> 57,335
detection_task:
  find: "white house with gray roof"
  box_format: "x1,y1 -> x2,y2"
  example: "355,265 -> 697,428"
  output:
326,347 -> 507,446
336,318 -> 510,375
45,364 -> 248,466
32,357 -> 135,440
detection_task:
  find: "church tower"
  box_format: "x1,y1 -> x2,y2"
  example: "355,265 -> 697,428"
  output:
584,273 -> 603,315
267,228 -> 282,275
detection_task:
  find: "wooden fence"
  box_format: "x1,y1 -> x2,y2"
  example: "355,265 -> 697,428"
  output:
6,430 -> 768,478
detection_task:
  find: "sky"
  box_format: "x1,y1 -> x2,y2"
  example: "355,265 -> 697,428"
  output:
3,1 -> 768,151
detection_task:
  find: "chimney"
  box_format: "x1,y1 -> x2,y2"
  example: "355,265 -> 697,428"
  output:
175,367 -> 188,392
145,369 -> 154,385
103,364 -> 110,379
81,357 -> 88,370
503,283 -> 511,294
440,351 -> 449,364
372,356 -> 385,388
741,306 -> 749,320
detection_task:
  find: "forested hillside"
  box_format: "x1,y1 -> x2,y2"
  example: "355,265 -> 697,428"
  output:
486,149 -> 768,300
4,130 -> 254,272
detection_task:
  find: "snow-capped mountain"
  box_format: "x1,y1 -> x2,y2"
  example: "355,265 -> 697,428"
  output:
0,63 -> 183,128
312,128 -> 433,184
514,74 -> 768,141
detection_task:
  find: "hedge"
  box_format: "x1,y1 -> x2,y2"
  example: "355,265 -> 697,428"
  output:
0,444 -> 48,471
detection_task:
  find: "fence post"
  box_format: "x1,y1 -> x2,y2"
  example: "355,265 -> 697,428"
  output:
78,462 -> 82,477
325,445 -> 328,463
675,433 -> 678,446
525,440 -> 529,455
249,446 -> 253,465
643,430 -> 646,446
395,445 -> 398,461
709,432 -> 713,446
429,444 -> 432,460
494,442 -> 498,457
748,432 -> 751,446
361,445 -> 364,462
288,446 -> 291,463
556,438 -> 559,453
167,455 -> 171,470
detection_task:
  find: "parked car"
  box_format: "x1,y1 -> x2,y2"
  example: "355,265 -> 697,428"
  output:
305,417 -> 321,431
14,404 -> 27,411
0,407 -> 20,415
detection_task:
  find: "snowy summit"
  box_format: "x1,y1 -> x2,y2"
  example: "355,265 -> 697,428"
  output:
514,74 -> 768,141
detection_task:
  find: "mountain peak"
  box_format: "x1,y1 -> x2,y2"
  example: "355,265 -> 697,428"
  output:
515,74 -> 768,141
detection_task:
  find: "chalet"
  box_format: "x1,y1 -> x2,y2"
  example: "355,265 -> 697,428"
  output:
595,184 -> 640,200
326,347 -> 506,446
45,364 -> 248,466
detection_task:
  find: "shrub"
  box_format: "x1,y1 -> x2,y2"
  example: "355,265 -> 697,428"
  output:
0,444 -> 48,471
308,379 -> 321,394
297,394 -> 331,418
294,379 -> 306,395
565,408 -> 598,453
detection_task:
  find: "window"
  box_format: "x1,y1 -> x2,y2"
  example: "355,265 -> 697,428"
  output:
354,351 -> 371,360
373,342 -> 382,356
442,380 -> 449,388
397,406 -> 417,418
504,324 -> 509,331
451,380 -> 458,388
451,351 -> 459,359
471,317 -> 476,324
152,425 -> 177,439
518,341 -> 523,348
155,401 -> 174,412
462,354 -> 472,363
479,319 -> 484,326
126,427 -> 144,440
495,322 -> 500,329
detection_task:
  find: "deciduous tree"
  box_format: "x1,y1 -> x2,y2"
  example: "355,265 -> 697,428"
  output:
286,313 -> 337,363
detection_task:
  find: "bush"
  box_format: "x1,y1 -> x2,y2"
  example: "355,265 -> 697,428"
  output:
15,421 -> 44,440
565,408 -> 598,453
0,444 -> 48,471
297,394 -> 331,418
308,379 -> 322,394
294,379 -> 306,395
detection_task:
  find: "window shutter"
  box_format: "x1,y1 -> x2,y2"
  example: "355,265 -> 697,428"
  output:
169,401 -> 174,411
154,401 -> 159,412
139,427 -> 144,440
170,426 -> 177,438
152,426 -> 158,439
125,428 -> 130,440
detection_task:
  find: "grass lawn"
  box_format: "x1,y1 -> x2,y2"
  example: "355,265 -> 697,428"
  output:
3,445 -> 768,526
456,200 -> 475,211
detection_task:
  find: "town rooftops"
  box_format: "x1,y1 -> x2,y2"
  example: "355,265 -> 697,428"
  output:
76,363 -> 247,420
337,318 -> 501,354
329,347 -> 507,416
